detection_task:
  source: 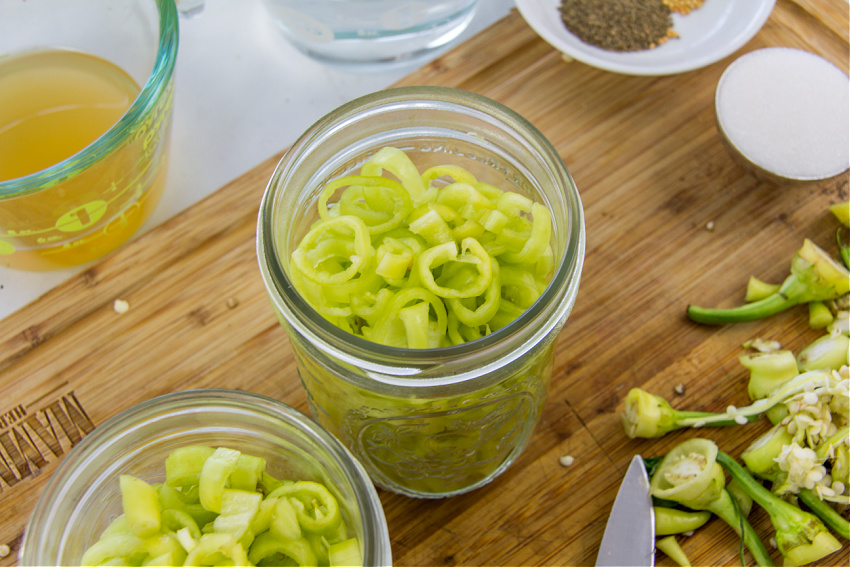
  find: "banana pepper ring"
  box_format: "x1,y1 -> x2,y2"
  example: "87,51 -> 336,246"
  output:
247,532 -> 318,567
398,301 -> 431,349
418,237 -> 492,299
318,175 -> 411,235
184,533 -> 249,567
447,257 -> 501,327
371,286 -> 448,346
361,146 -> 433,205
291,215 -> 373,285
339,186 -> 387,225
289,258 -> 353,319
500,264 -> 546,309
452,219 -> 486,241
320,270 -> 383,306
436,182 -> 495,221
375,237 -> 415,284
407,203 -> 460,246
501,202 -> 552,265
475,181 -> 503,201
266,481 -> 342,535
351,288 -> 395,328
421,164 -> 478,187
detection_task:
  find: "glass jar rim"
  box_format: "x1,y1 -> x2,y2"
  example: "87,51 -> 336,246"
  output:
21,389 -> 391,566
0,0 -> 179,199
257,86 -> 585,380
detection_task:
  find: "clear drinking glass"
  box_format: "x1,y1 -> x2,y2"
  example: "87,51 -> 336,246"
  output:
20,389 -> 392,566
260,0 -> 480,70
257,86 -> 586,498
0,0 -> 178,270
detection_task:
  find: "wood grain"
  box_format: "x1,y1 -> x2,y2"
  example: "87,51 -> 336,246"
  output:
1,2 -> 848,565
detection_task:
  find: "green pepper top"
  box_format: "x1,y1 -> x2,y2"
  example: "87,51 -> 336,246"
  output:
688,239 -> 850,325
649,439 -> 774,567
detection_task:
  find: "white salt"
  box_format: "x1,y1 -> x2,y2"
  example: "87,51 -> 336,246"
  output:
716,48 -> 849,181
559,455 -> 575,467
113,299 -> 130,314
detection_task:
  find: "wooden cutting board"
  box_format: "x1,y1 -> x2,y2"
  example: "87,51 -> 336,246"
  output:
1,1 -> 848,565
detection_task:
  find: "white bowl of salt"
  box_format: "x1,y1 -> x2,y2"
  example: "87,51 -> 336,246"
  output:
715,47 -> 849,184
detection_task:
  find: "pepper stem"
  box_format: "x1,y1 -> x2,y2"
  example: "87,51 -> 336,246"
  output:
797,488 -> 850,541
704,490 -> 775,567
837,227 -> 850,269
687,292 -> 795,325
717,452 -> 842,566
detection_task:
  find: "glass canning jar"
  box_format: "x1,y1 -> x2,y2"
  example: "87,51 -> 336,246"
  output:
257,86 -> 585,498
20,389 -> 391,566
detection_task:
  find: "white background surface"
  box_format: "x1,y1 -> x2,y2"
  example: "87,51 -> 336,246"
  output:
0,0 -> 515,320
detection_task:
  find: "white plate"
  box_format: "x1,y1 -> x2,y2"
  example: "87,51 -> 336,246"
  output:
515,0 -> 776,76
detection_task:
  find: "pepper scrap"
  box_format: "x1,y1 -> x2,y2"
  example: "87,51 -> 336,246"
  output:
649,439 -> 774,567
687,239 -> 850,324
837,227 -> 850,270
622,368 -> 841,438
655,535 -> 691,567
654,507 -> 711,536
717,451 -> 842,566
621,386 -> 758,438
832,201 -> 850,268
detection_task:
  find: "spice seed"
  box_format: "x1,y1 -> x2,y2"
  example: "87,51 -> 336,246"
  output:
559,0 -> 673,53
663,0 -> 705,15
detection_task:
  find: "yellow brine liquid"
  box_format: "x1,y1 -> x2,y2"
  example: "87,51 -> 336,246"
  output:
0,49 -> 171,270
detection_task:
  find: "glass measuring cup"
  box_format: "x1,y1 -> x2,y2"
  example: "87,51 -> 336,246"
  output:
0,0 -> 179,271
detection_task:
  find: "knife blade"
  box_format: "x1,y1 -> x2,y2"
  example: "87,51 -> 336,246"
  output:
595,455 -> 655,567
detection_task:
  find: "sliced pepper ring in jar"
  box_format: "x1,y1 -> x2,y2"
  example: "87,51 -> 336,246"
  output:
291,215 -> 373,285
369,286 -> 448,348
318,175 -> 412,235
266,481 -> 343,535
418,238 -> 493,299
447,257 -> 501,327
421,164 -> 477,187
361,146 -> 432,205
